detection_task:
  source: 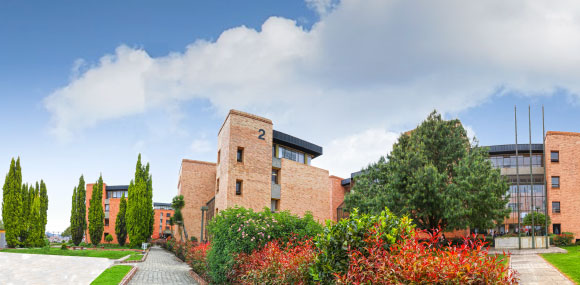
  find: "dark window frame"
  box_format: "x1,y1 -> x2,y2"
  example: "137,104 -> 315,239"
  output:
237,147 -> 244,163
105,204 -> 110,212
105,219 -> 109,226
551,151 -> 559,162
552,201 -> 561,213
551,176 -> 560,188
553,224 -> 561,234
236,180 -> 243,195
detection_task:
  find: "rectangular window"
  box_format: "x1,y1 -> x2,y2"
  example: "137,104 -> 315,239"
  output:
552,202 -> 560,213
105,204 -> 109,212
217,150 -> 221,164
236,180 -> 243,195
216,178 -> 220,193
271,199 -> 279,213
552,176 -> 560,188
105,219 -> 109,226
272,169 -> 279,184
166,213 -> 171,217
166,226 -> 170,230
553,224 -> 561,234
551,151 -> 559,162
237,147 -> 244,162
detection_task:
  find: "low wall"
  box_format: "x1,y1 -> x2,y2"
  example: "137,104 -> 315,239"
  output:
495,236 -> 548,249
0,231 -> 6,248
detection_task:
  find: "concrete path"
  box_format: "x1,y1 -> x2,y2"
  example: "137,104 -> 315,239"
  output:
129,246 -> 197,285
0,252 -> 114,284
510,254 -> 573,284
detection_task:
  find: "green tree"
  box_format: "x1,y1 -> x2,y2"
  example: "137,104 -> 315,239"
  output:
344,111 -> 511,232
172,195 -> 187,241
2,158 -> 23,248
88,175 -> 105,246
19,183 -> 32,246
70,175 -> 87,246
105,233 -> 113,244
0,219 -> 4,230
39,180 -> 48,239
523,212 -> 551,234
115,194 -> 128,246
27,192 -> 44,247
127,154 -> 154,247
62,226 -> 71,237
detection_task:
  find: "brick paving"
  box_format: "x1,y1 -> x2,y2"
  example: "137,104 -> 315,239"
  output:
0,251 -> 114,284
129,246 -> 197,285
510,254 -> 573,284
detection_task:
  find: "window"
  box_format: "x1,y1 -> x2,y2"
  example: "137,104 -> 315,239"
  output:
105,204 -> 109,212
271,199 -> 279,213
553,224 -> 561,235
552,176 -> 560,188
236,180 -> 243,195
216,178 -> 220,193
237,147 -> 244,162
166,226 -> 170,230
552,202 -> 561,213
551,151 -> 559,162
166,213 -> 171,218
217,150 -> 221,164
271,169 -> 279,184
278,146 -> 305,164
105,219 -> 109,226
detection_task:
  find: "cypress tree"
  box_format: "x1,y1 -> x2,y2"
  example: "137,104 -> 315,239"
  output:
2,158 -> 22,248
19,183 -> 31,246
127,154 -> 154,247
71,175 -> 86,246
28,192 -> 43,247
115,194 -> 128,246
88,175 -> 104,246
39,180 -> 48,239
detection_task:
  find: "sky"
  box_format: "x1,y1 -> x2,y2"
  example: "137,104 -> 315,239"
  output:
1,0 -> 580,232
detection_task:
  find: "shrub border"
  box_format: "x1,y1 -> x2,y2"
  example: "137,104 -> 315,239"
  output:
118,266 -> 138,285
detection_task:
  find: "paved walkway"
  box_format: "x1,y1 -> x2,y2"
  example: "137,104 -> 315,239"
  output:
0,251 -> 114,284
510,254 -> 573,284
129,246 -> 197,285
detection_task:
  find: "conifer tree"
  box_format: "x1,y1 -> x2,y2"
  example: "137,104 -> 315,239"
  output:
115,194 -> 128,246
70,175 -> 86,246
2,158 -> 22,247
88,175 -> 104,246
28,192 -> 43,247
19,183 -> 31,246
39,180 -> 48,239
127,154 -> 154,247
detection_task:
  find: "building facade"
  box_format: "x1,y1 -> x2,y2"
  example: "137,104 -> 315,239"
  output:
178,110 -> 348,241
85,183 -> 174,244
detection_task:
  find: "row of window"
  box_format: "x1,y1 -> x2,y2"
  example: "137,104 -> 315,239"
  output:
106,190 -> 128,199
489,155 -> 543,168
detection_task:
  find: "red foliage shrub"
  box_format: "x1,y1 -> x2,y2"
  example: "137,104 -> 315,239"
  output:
231,237 -> 316,284
335,228 -> 517,284
186,242 -> 211,280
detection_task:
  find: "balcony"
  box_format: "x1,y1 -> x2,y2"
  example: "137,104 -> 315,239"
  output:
272,156 -> 281,168
271,181 -> 281,199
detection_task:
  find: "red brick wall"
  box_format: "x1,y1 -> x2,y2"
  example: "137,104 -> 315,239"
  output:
329,176 -> 346,221
546,131 -> 580,240
177,159 -> 216,242
152,209 -> 175,239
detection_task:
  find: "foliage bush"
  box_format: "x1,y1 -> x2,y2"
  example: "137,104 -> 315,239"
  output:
186,242 -> 211,280
335,228 -> 517,284
311,208 -> 414,283
554,232 -> 574,246
206,207 -> 323,283
231,237 -> 315,284
60,243 -> 68,250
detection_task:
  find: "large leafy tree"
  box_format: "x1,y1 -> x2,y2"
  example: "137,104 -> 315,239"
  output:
88,175 -> 105,246
523,212 -> 551,234
115,194 -> 128,246
345,111 -> 511,232
127,154 -> 154,247
70,175 -> 87,246
2,158 -> 22,247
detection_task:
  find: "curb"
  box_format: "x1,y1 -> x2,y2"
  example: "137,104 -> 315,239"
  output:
119,266 -> 138,285
188,269 -> 209,285
118,248 -> 150,264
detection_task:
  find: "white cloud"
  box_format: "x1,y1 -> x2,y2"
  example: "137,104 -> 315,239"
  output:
190,136 -> 212,154
314,128 -> 399,177
305,0 -> 338,16
44,0 -> 580,173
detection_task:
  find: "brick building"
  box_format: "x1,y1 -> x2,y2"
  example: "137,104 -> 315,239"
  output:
178,110 -> 349,241
85,183 -> 174,244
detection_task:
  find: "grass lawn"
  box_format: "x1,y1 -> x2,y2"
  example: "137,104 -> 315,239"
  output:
91,265 -> 133,285
542,245 -> 580,283
0,247 -> 140,259
125,253 -> 144,261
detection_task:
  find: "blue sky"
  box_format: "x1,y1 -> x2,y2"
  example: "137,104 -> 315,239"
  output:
1,0 -> 580,232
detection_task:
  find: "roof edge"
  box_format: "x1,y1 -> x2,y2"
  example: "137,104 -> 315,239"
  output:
218,109 -> 273,136
182,159 -> 216,166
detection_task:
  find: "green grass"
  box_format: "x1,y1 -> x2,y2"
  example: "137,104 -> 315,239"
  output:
125,253 -> 144,261
541,245 -> 580,283
91,265 -> 133,285
0,247 -> 140,259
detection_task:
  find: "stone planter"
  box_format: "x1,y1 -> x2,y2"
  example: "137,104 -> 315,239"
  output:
494,236 -> 548,249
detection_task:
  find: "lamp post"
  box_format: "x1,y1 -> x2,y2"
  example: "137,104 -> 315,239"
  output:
200,206 -> 208,243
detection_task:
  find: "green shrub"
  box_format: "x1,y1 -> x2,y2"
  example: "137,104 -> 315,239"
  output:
575,239 -> 580,246
61,243 -> 68,250
310,208 -> 414,283
104,234 -> 113,244
554,232 -> 574,246
190,236 -> 198,243
206,207 -> 323,284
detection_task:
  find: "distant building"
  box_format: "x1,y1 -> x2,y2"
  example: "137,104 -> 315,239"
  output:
153,202 -> 174,239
